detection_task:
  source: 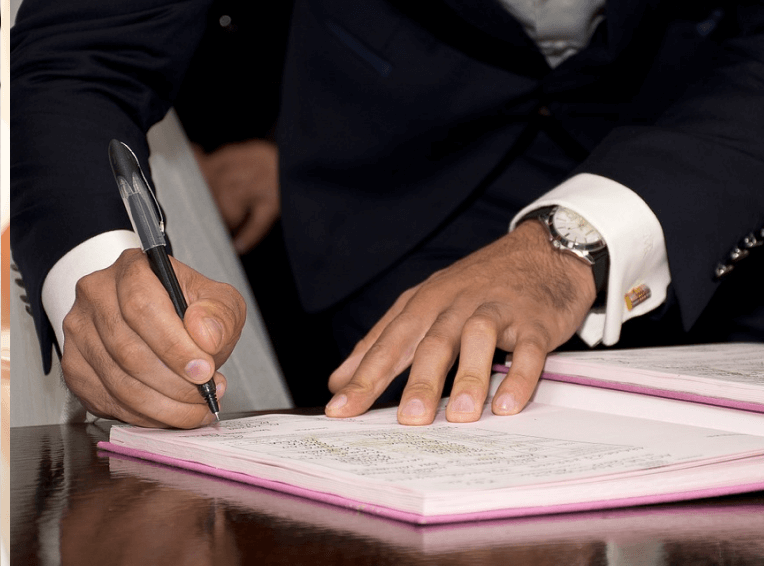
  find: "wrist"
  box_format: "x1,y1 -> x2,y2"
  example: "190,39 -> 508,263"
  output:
515,220 -> 598,307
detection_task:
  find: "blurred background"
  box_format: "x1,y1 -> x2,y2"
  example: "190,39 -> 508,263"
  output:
3,0 -> 11,563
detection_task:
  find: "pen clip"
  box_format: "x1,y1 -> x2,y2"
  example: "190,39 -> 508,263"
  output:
117,141 -> 165,234
109,140 -> 167,250
137,158 -> 165,237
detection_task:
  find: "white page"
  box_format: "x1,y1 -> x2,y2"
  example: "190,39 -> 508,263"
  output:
526,380 -> 764,436
110,399 -> 764,515
544,343 -> 764,387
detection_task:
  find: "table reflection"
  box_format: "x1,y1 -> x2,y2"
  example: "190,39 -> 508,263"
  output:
11,421 -> 764,566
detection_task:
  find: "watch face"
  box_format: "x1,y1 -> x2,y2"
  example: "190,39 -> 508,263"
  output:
550,208 -> 604,249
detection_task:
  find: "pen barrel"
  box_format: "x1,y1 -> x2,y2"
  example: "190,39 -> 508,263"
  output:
146,247 -> 188,319
145,247 -> 219,417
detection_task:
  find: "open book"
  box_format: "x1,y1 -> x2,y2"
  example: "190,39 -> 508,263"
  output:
100,343 -> 764,525
496,342 -> 764,413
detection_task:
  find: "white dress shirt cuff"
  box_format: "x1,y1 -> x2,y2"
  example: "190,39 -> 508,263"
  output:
42,230 -> 142,350
510,173 -> 671,346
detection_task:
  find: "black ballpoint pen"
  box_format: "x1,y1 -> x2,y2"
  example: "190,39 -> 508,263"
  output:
109,139 -> 220,421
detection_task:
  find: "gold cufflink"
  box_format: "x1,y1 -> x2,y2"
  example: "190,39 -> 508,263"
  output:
625,284 -> 651,311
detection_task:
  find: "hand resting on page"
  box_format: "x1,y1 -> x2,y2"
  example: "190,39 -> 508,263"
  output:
325,220 -> 597,425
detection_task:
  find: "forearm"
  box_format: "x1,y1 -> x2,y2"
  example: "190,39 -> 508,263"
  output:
11,0 -> 214,368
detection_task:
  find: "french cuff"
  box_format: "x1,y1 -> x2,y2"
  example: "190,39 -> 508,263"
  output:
510,173 -> 671,347
42,230 -> 142,350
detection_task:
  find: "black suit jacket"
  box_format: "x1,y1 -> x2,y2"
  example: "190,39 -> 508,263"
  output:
12,0 -> 764,371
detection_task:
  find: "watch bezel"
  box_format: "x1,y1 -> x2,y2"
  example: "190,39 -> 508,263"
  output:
546,207 -> 606,264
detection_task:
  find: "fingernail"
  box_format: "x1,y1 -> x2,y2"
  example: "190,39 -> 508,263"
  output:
449,393 -> 475,414
185,359 -> 212,381
494,393 -> 518,414
326,394 -> 347,411
202,412 -> 218,426
203,317 -> 224,350
400,398 -> 426,418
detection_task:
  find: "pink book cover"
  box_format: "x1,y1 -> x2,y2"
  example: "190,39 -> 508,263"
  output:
97,441 -> 764,525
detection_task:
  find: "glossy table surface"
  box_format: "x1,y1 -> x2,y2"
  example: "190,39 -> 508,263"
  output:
11,415 -> 764,566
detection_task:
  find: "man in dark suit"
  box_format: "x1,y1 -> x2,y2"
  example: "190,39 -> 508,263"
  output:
12,0 -> 764,428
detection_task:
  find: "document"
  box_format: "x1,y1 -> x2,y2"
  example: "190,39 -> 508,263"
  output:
102,376 -> 764,524
508,342 -> 764,412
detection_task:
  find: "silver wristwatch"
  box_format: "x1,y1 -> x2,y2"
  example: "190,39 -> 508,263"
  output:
522,206 -> 609,294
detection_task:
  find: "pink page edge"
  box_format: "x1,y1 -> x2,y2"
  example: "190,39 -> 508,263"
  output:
97,441 -> 764,525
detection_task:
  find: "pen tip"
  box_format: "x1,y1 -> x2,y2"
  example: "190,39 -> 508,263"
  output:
214,412 -> 220,422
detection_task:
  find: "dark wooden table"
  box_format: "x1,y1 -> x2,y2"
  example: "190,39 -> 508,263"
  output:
11,418 -> 764,566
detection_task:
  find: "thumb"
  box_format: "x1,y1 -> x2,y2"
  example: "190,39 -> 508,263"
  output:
173,259 -> 247,363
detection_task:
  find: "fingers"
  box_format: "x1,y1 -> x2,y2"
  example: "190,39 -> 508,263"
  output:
397,307 -> 463,425
61,249 -> 242,428
444,304 -> 503,423
195,140 -> 280,254
327,286 -> 419,393
492,335 -> 548,415
231,200 -> 279,254
62,336 -> 220,429
326,307 -> 430,418
113,252 -> 219,386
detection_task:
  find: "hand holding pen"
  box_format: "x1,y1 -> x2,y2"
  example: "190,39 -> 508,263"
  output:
57,143 -> 247,428
110,139 -> 226,421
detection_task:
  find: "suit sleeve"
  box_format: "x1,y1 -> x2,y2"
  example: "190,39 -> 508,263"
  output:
11,0 -> 214,371
576,3 -> 764,332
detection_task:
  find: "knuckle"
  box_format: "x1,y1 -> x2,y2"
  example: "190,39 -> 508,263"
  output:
432,307 -> 461,329
342,378 -> 377,397
463,314 -> 497,336
363,340 -> 396,367
355,334 -> 376,353
423,267 -> 448,284
399,285 -> 419,303
403,379 -> 440,399
454,369 -> 487,390
162,375 -> 202,404
117,248 -> 145,273
516,321 -> 554,353
471,302 -> 504,322
120,291 -> 156,322
155,332 -> 189,361
110,339 -> 147,373
417,331 -> 453,355
391,309 -> 423,334
73,271 -> 103,304
416,310 -> 462,352
62,309 -> 84,337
